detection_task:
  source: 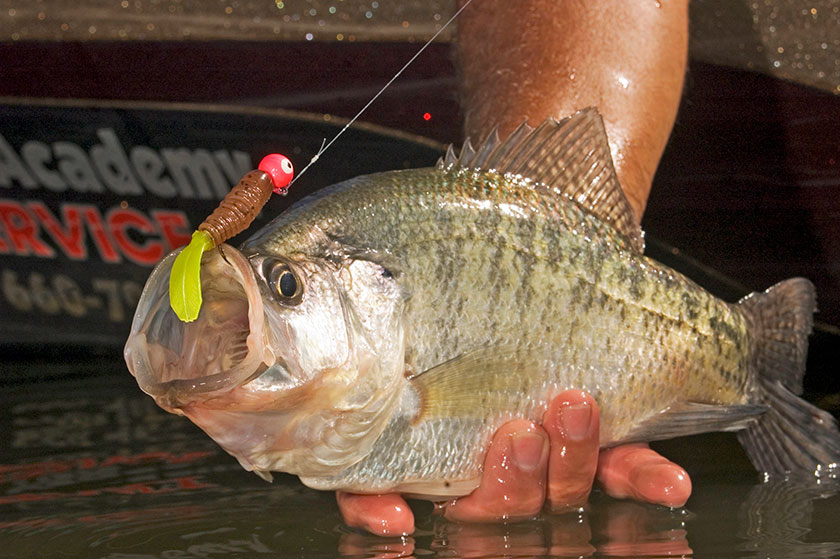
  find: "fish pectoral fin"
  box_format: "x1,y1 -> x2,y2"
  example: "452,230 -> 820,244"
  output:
410,345 -> 546,420
618,402 -> 768,445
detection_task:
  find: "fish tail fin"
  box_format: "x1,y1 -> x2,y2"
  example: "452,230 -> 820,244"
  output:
736,278 -> 840,479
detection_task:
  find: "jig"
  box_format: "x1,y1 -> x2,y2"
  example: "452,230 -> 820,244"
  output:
166,0 -> 474,322
168,154 -> 294,322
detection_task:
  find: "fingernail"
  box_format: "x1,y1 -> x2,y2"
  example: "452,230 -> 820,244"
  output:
510,432 -> 547,472
560,402 -> 593,441
633,463 -> 691,508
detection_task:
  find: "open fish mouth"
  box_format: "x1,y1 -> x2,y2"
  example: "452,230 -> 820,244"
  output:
124,244 -> 270,410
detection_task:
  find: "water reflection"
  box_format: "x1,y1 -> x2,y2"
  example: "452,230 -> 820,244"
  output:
2,378 -> 839,558
737,481 -> 840,559
336,501 -> 690,558
336,483 -> 840,559
3,475 -> 840,558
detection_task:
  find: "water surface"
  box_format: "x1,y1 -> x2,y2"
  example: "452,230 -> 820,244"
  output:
2,364 -> 839,559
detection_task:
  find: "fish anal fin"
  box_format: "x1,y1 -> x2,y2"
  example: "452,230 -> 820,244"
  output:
618,402 -> 767,445
437,108 -> 644,253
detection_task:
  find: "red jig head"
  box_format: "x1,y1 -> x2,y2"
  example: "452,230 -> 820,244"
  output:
259,153 -> 295,195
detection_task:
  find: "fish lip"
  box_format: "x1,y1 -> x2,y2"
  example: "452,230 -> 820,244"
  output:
124,244 -> 270,407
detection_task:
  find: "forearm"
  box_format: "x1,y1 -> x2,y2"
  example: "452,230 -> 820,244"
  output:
457,0 -> 689,219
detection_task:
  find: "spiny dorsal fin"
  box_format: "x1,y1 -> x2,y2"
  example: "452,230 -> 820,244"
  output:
438,109 -> 644,253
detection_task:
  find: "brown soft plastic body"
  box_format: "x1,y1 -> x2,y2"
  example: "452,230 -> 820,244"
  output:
198,170 -> 274,246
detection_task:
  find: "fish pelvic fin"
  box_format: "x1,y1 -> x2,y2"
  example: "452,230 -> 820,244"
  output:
437,108 -> 644,253
737,278 -> 840,480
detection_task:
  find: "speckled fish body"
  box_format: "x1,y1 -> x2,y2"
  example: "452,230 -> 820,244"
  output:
125,110 -> 840,499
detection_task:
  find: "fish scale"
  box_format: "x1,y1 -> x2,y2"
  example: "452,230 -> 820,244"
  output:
126,109 -> 840,500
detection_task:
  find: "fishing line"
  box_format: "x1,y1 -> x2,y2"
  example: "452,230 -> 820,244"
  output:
290,0 -> 475,186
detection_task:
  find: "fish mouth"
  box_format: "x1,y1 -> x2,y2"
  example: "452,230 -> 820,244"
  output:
124,244 -> 270,410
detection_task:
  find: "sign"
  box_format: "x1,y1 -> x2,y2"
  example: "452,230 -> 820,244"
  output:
0,99 -> 443,346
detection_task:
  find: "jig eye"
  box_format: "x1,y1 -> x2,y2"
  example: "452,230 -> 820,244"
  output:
259,154 -> 295,194
260,258 -> 303,304
281,157 -> 293,175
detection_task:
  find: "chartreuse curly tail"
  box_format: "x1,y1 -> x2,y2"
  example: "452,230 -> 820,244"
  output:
169,230 -> 215,322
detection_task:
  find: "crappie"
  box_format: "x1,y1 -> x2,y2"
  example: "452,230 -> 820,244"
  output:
125,109 -> 840,499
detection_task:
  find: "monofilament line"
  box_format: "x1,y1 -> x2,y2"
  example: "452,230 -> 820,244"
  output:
290,0 -> 475,186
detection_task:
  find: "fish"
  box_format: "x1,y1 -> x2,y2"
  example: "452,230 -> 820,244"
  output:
124,109 -> 840,499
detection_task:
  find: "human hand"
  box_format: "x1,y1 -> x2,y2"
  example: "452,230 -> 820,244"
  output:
336,390 -> 691,536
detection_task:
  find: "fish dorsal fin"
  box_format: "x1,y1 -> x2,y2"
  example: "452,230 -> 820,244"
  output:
438,108 -> 644,253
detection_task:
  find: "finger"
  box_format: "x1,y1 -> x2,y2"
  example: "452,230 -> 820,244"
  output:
335,492 -> 415,536
442,419 -> 549,523
542,390 -> 600,512
596,444 -> 692,507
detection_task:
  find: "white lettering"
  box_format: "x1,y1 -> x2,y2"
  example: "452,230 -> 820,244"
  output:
0,134 -> 37,189
54,142 -> 104,193
130,146 -> 176,198
214,149 -> 253,185
21,141 -> 66,192
0,131 -> 253,199
90,129 -> 142,196
162,148 -> 228,200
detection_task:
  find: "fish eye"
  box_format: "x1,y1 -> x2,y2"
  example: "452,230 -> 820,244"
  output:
261,258 -> 303,304
278,270 -> 297,297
